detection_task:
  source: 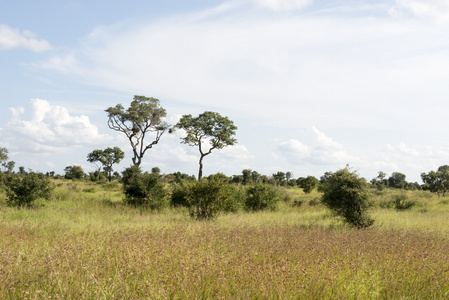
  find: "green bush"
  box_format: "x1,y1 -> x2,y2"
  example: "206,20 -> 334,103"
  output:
185,175 -> 231,220
244,184 -> 282,211
391,193 -> 415,210
222,183 -> 245,213
171,175 -> 243,214
4,172 -> 53,207
321,167 -> 374,228
122,166 -> 168,209
170,181 -> 191,208
297,176 -> 319,193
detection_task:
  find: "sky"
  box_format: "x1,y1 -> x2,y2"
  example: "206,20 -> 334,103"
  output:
1,0 -> 449,182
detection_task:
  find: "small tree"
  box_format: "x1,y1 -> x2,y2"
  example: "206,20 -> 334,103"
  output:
297,176 -> 319,193
272,171 -> 286,186
421,165 -> 449,197
64,165 -> 85,180
175,111 -> 237,180
0,147 -> 8,166
87,147 -> 124,181
0,147 -> 15,173
321,167 -> 374,228
388,172 -> 407,189
106,96 -> 169,167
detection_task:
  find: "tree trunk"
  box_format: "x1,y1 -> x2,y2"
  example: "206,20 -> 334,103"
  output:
198,155 -> 204,180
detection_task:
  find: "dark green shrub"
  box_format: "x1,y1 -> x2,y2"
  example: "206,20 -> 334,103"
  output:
122,166 -> 167,209
185,176 -> 231,220
170,181 -> 191,208
4,172 -> 53,207
297,176 -> 319,193
64,165 -> 85,180
244,184 -> 282,211
321,167 -> 374,228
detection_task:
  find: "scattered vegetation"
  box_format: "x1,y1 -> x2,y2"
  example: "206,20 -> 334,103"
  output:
2,95 -> 449,297
1,179 -> 449,298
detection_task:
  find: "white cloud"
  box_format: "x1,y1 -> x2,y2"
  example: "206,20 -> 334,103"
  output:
254,0 -> 312,11
7,99 -> 113,152
396,0 -> 449,20
276,127 -> 357,166
0,24 -> 52,52
36,3 -> 449,132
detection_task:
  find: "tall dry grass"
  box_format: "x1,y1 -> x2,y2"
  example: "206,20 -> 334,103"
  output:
1,180 -> 449,298
1,224 -> 449,299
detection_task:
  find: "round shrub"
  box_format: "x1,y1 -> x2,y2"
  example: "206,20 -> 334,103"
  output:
244,184 -> 282,211
320,167 -> 374,228
185,175 -> 231,220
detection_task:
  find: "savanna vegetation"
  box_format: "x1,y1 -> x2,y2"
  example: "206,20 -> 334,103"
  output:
1,96 -> 449,298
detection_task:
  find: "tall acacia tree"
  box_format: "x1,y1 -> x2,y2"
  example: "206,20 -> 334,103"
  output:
106,96 -> 169,167
175,111 -> 237,180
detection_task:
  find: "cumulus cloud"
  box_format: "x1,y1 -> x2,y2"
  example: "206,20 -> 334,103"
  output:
276,127 -> 357,166
254,0 -> 312,11
0,24 -> 52,52
7,99 -> 113,152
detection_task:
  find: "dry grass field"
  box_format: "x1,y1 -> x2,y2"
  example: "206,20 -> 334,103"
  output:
1,180 -> 449,299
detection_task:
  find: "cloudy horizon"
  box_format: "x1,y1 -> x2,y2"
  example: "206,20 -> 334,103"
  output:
1,0 -> 449,182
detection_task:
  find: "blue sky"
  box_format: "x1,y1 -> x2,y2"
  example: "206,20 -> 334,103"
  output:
1,0 -> 449,182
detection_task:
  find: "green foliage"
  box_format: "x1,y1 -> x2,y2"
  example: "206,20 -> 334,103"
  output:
370,171 -> 389,190
64,165 -> 85,180
297,176 -> 319,193
272,171 -> 286,186
388,172 -> 407,189
185,175 -> 232,220
421,165 -> 449,197
321,167 -> 374,228
175,111 -> 237,180
4,172 -> 53,207
244,184 -> 282,212
0,147 -> 8,165
122,166 -> 167,209
170,182 -> 191,208
0,147 -> 15,173
106,96 -> 169,166
87,147 -> 124,181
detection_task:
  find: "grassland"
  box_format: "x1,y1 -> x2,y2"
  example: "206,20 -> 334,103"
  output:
1,180 -> 449,299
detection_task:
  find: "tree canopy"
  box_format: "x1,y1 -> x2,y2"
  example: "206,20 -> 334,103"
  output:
421,165 -> 449,197
87,147 -> 124,181
321,167 -> 373,228
175,111 -> 237,180
105,96 -> 169,166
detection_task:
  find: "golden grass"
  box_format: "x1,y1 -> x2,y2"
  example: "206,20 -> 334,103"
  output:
1,180 -> 449,298
1,224 -> 449,299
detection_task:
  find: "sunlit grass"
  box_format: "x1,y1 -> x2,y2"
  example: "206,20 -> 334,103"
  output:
1,180 -> 449,298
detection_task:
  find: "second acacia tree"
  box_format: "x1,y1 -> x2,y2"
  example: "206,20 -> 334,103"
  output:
176,111 -> 237,180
